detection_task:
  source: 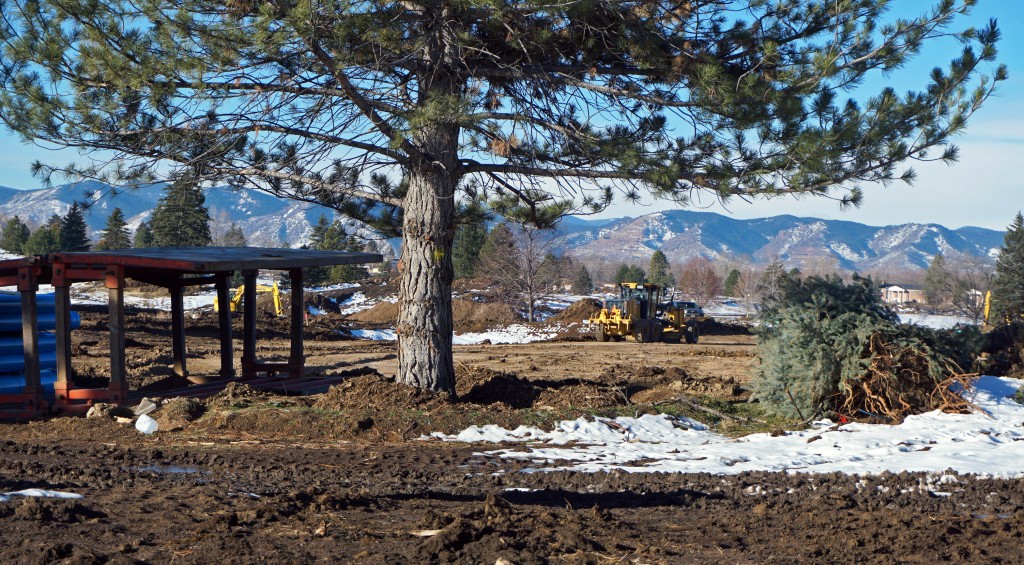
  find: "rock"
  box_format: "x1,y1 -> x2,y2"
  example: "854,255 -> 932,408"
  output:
86,403 -> 134,420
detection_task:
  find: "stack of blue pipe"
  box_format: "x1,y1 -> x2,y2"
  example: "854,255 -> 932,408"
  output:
0,293 -> 81,396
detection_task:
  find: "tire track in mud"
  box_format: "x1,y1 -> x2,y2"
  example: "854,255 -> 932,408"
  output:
2,438 -> 1023,563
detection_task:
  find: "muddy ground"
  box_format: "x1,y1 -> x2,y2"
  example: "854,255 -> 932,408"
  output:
2,292 -> 1023,563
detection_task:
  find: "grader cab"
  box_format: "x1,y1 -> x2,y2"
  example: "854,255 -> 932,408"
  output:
589,283 -> 700,344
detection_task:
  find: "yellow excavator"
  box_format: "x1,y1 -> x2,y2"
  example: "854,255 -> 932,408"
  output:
589,283 -> 700,343
214,282 -> 284,317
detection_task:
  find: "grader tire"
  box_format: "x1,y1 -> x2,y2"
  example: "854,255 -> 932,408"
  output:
684,324 -> 700,344
594,324 -> 611,342
632,320 -> 648,343
650,323 -> 663,343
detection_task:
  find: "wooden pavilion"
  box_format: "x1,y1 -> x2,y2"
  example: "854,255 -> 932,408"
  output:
0,247 -> 382,418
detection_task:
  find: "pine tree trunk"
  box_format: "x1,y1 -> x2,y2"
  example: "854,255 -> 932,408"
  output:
396,126 -> 458,394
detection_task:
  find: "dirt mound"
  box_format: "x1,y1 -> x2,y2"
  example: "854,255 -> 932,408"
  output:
534,381 -> 627,409
206,382 -> 273,408
457,367 -> 538,409
305,293 -> 344,314
549,298 -> 602,324
346,300 -> 399,325
697,317 -> 753,336
154,397 -> 207,431
452,299 -> 520,332
346,298 -> 520,332
312,374 -> 449,412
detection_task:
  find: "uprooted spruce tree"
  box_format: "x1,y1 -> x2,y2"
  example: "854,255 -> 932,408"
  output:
751,274 -> 982,423
0,1 -> 1004,394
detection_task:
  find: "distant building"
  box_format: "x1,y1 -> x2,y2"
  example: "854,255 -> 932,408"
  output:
879,283 -> 925,305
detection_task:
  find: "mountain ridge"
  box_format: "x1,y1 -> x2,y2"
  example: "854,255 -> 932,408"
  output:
0,182 -> 1004,273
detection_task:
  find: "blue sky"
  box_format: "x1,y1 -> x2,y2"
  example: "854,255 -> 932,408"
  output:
0,1 -> 1020,230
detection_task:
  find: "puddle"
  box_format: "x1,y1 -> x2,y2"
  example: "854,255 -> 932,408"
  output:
134,465 -> 205,475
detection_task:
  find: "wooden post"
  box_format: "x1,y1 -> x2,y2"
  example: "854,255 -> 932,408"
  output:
216,273 -> 234,378
106,266 -> 127,401
52,263 -> 73,388
17,266 -> 40,397
241,270 -> 257,379
288,268 -> 304,379
170,281 -> 187,378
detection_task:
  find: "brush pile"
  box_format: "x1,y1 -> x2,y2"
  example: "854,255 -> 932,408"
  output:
752,275 -> 980,422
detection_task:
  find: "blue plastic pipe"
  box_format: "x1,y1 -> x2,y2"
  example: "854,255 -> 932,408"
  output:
0,333 -> 58,355
0,369 -> 57,395
0,311 -> 80,333
0,350 -> 57,373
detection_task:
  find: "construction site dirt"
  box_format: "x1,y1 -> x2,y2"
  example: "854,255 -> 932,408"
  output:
1,303 -> 1022,563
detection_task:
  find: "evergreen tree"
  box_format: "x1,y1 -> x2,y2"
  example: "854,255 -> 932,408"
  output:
0,216 -> 30,255
477,223 -> 518,281
648,250 -> 675,288
133,221 -> 154,248
614,264 -> 646,285
924,253 -> 950,306
452,212 -> 488,280
59,202 -> 90,252
723,269 -> 742,297
991,212 -> 1024,322
571,265 -> 593,295
149,178 -> 212,247
223,223 -> 247,247
331,232 -> 371,283
306,214 -> 368,285
95,208 -> 132,250
1,1 -> 1004,394
23,215 -> 62,256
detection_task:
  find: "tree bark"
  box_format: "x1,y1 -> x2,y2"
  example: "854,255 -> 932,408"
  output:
395,125 -> 459,394
395,4 -> 463,394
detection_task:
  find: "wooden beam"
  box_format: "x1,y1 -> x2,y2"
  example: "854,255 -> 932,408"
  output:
53,280 -> 73,386
170,283 -> 188,378
288,268 -> 304,379
241,270 -> 257,380
216,273 -> 235,378
106,266 -> 126,400
18,267 -> 40,398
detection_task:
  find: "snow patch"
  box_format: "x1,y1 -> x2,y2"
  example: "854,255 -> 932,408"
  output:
430,376 -> 1024,478
0,489 -> 84,503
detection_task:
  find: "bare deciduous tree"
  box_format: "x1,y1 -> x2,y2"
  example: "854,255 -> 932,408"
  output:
677,257 -> 722,306
479,224 -> 563,322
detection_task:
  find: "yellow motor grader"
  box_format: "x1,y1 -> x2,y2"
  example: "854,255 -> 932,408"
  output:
589,283 -> 700,343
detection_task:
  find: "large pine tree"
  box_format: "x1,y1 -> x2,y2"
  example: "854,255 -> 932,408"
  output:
222,223 -> 247,247
648,250 -> 675,289
571,265 -> 594,295
95,207 -> 132,250
924,253 -> 950,306
149,179 -> 212,247
23,215 -> 62,256
0,1 -> 1005,393
452,207 -> 489,280
307,214 -> 368,285
991,212 -> 1024,322
59,203 -> 90,252
133,221 -> 154,248
0,216 -> 30,255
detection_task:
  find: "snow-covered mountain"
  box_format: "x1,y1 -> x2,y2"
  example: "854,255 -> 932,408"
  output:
0,182 -> 1004,273
555,210 -> 1004,273
0,181 -> 396,262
